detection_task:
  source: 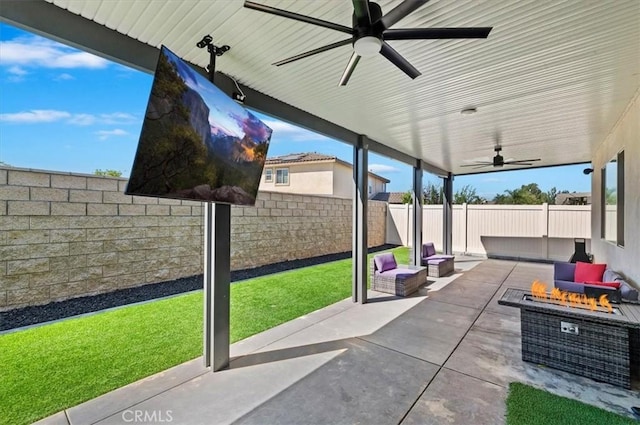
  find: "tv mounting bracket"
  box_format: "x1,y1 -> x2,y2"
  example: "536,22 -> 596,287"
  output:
196,34 -> 230,83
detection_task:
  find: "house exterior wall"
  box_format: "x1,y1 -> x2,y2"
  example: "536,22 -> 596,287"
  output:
259,162 -> 334,196
0,168 -> 387,310
333,163 -> 353,199
260,160 -> 387,199
591,90 -> 639,287
368,175 -> 386,197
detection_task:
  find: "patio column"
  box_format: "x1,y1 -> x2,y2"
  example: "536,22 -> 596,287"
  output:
352,136 -> 368,304
203,202 -> 230,372
411,161 -> 423,266
443,173 -> 454,255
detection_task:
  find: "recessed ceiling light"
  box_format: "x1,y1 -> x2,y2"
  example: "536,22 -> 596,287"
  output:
461,107 -> 477,115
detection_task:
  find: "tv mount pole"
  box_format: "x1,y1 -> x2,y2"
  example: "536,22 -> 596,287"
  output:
196,34 -> 230,84
196,34 -> 231,372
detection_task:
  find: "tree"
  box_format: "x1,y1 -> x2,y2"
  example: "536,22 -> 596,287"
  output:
401,191 -> 412,204
454,184 -> 485,204
94,169 -> 123,177
604,187 -> 617,205
423,181 -> 443,204
493,183 -> 561,205
403,182 -> 486,204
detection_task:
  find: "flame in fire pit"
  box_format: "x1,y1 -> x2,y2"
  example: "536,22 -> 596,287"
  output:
599,294 -> 613,313
529,281 -> 613,313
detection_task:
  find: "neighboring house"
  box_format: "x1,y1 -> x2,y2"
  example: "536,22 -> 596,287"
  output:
556,192 -> 591,205
259,152 -> 389,199
370,192 -> 407,204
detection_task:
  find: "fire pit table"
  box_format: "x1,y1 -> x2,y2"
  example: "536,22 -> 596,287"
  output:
499,287 -> 640,389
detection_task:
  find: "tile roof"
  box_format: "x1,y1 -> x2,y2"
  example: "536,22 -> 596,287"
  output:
370,192 -> 406,204
264,152 -> 389,183
265,152 -> 336,165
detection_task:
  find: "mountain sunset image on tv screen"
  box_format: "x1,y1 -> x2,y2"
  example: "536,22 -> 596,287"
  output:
126,46 -> 272,205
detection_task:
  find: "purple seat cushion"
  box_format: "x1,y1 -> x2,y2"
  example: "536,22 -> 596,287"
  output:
422,243 -> 436,258
427,254 -> 454,260
554,262 -> 576,282
427,258 -> 448,265
379,268 -> 417,279
374,253 -> 397,273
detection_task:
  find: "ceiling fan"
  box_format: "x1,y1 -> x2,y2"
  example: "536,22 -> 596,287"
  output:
461,145 -> 541,169
244,0 -> 492,86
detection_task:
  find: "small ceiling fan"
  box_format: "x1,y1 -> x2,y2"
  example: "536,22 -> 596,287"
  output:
244,0 -> 492,86
461,145 -> 541,169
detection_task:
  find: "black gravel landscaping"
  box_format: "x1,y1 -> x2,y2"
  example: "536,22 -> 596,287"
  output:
0,244 -> 397,332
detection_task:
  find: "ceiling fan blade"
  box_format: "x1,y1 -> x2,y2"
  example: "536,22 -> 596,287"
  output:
339,52 -> 361,86
273,39 -> 353,66
381,0 -> 430,29
244,1 -> 353,34
384,27 -> 493,40
380,42 -> 421,79
504,159 -> 541,164
460,163 -> 491,167
352,0 -> 372,26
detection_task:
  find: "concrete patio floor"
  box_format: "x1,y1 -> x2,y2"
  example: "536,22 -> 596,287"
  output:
37,258 -> 640,425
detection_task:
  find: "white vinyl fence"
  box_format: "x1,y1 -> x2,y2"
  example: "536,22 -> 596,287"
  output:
387,204 -> 591,261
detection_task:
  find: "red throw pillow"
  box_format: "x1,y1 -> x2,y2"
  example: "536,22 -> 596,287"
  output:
585,281 -> 621,289
575,262 -> 606,283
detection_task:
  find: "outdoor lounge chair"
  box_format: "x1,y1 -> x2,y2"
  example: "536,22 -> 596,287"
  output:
370,252 -> 426,297
421,242 -> 454,277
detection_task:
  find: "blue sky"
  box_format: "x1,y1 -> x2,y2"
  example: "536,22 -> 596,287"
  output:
0,23 -> 592,199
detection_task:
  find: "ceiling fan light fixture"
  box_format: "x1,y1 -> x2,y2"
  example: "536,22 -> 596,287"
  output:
354,36 -> 382,57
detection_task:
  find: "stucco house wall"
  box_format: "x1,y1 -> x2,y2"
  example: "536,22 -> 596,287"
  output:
591,90 -> 639,287
260,157 -> 388,199
260,161 -> 334,196
332,163 -> 353,199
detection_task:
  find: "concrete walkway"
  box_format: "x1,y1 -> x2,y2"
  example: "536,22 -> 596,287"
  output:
37,258 -> 639,425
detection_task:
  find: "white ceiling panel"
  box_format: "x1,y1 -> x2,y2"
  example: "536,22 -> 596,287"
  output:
43,0 -> 640,175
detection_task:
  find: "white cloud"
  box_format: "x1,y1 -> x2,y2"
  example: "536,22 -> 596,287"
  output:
0,36 -> 109,70
54,73 -> 75,81
369,164 -> 400,174
262,119 -> 328,142
0,109 -> 137,125
95,129 -> 129,140
68,114 -> 96,125
7,66 -> 28,76
0,109 -> 71,123
100,112 -> 137,124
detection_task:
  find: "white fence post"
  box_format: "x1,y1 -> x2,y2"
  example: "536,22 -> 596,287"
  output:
541,202 -> 549,259
462,202 -> 468,254
385,203 -> 591,261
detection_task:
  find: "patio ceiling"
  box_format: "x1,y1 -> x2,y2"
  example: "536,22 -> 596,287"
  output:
3,0 -> 639,175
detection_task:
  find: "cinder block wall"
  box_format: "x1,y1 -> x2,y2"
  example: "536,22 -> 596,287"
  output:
0,168 -> 387,310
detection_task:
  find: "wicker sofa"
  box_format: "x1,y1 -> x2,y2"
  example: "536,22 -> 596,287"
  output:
554,261 -> 639,302
371,252 -> 427,297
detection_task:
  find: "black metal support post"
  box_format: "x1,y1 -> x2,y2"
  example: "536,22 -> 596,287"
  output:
203,202 -> 230,371
198,35 -> 231,372
352,136 -> 368,304
411,161 -> 423,266
443,173 -> 454,255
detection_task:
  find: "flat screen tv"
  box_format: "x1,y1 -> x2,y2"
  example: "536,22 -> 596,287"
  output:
126,45 -> 272,206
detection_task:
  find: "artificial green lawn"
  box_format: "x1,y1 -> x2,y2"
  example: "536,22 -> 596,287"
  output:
506,382 -> 637,425
0,246 -> 408,425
